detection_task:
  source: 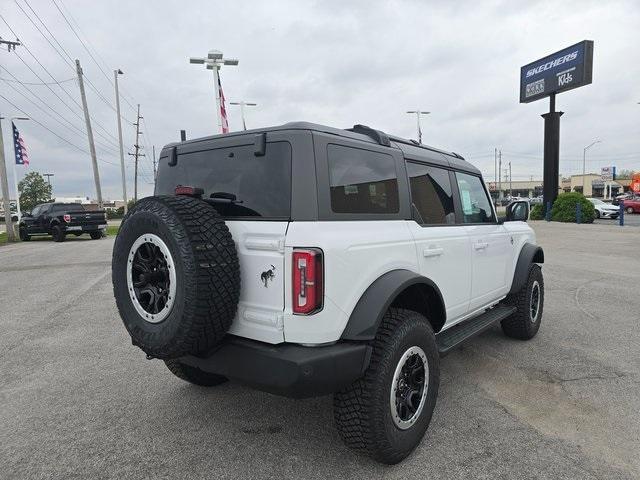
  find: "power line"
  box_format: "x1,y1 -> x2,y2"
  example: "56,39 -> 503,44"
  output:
55,0 -> 139,113
0,14 -> 121,150
0,74 -> 118,155
0,75 -> 75,85
0,95 -> 119,168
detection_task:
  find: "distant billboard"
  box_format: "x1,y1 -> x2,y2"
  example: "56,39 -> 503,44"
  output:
520,40 -> 594,103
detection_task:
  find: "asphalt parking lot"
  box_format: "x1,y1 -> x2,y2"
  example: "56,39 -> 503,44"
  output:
1,222 -> 639,479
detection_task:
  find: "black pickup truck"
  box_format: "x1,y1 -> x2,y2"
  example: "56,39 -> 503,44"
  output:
18,202 -> 107,242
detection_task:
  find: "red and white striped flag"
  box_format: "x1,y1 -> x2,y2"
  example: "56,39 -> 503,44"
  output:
218,75 -> 229,134
12,121 -> 29,166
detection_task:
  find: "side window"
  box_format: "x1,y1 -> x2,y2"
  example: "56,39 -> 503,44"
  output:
31,205 -> 42,216
407,162 -> 455,225
455,172 -> 495,224
327,144 -> 399,214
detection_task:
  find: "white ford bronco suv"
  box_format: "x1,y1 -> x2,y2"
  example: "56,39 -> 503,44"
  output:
112,122 -> 544,464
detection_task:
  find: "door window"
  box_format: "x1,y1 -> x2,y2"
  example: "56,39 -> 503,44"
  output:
327,144 -> 399,214
455,172 -> 495,224
407,162 -> 455,225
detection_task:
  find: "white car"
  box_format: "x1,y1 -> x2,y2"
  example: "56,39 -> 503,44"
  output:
112,122 -> 544,464
587,198 -> 619,219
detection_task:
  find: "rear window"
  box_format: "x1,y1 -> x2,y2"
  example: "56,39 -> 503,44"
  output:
327,144 -> 399,214
156,142 -> 291,219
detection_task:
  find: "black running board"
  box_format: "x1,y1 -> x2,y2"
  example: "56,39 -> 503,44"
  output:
436,305 -> 516,356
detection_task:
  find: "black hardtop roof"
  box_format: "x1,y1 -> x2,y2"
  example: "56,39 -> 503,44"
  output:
165,121 -> 480,175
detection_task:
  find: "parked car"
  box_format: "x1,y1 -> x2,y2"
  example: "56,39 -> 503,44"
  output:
111,122 -> 544,464
0,210 -> 19,222
622,197 -> 640,214
613,193 -> 638,206
19,202 -> 107,242
530,195 -> 543,205
587,198 -> 619,219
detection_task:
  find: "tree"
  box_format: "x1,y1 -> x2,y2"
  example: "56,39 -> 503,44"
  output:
18,171 -> 52,211
615,169 -> 635,180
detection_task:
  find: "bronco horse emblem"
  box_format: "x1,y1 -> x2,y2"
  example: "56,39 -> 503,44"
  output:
260,265 -> 276,287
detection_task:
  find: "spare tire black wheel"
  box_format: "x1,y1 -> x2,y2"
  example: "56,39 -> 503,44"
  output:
112,195 -> 240,359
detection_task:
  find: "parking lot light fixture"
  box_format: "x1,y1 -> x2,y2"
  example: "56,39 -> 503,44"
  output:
189,50 -> 239,133
406,110 -> 430,144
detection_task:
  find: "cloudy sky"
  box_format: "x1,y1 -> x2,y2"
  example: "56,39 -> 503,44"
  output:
1,0 -> 639,201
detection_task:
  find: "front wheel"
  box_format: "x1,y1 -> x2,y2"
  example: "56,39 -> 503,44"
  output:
595,210 -> 600,219
501,264 -> 544,340
626,207 -> 634,214
334,308 -> 440,464
90,231 -> 102,240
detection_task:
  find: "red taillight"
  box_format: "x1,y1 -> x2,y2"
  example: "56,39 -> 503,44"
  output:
175,185 -> 204,197
292,248 -> 323,315
63,214 -> 71,223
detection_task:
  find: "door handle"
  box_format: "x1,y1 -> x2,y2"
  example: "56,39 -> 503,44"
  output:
423,247 -> 444,258
473,241 -> 489,251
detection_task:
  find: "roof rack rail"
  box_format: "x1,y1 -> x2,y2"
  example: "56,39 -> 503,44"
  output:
347,124 -> 391,147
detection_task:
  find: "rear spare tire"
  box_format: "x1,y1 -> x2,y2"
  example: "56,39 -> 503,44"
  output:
112,195 -> 240,359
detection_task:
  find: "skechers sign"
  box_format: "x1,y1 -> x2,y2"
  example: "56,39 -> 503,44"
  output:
520,40 -> 594,103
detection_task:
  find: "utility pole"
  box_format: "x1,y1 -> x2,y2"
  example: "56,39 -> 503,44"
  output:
494,148 -> 498,205
114,69 -> 128,214
498,150 -> 502,201
43,173 -> 54,185
406,110 -> 430,144
0,115 -> 16,241
76,59 -> 102,208
509,161 -> 512,197
152,145 -> 157,186
230,101 -> 257,130
582,140 -> 601,196
504,168 -> 510,197
0,38 -> 21,51
128,105 -> 144,202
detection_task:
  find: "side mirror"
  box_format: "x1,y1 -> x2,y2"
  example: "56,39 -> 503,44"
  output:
505,200 -> 530,222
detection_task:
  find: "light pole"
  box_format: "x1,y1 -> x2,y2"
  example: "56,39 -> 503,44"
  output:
582,140 -> 601,196
406,110 -> 430,144
114,68 -> 128,214
229,101 -> 257,131
189,50 -> 238,133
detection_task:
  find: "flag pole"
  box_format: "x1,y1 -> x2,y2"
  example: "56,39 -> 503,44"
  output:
11,158 -> 21,221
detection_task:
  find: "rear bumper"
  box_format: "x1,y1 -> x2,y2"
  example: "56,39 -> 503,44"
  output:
64,224 -> 107,232
180,336 -> 371,398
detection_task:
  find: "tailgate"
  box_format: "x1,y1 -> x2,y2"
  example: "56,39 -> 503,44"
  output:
225,220 -> 288,344
68,210 -> 106,225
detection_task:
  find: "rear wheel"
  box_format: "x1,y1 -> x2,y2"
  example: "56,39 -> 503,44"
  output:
501,264 -> 544,340
164,359 -> 228,387
626,206 -> 634,214
334,308 -> 440,464
90,231 -> 102,240
52,225 -> 65,242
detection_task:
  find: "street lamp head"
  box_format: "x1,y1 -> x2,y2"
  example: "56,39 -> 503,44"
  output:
207,50 -> 223,60
14,117 -> 29,121
223,58 -> 239,66
189,57 -> 205,64
116,68 -> 123,75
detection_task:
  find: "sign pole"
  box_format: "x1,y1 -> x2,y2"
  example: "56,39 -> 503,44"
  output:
542,93 -> 563,214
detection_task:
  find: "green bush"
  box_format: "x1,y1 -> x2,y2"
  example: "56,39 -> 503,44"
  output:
550,192 -> 595,223
530,204 -> 544,220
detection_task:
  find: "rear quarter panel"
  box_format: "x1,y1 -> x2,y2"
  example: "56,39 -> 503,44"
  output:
283,220 -> 418,344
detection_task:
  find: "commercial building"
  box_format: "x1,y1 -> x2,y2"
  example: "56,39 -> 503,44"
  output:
488,173 -> 626,199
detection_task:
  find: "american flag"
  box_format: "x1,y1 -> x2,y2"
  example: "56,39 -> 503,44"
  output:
12,122 -> 29,166
218,75 -> 229,134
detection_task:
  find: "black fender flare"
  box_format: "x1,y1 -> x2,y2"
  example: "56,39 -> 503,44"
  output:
340,269 -> 446,341
509,243 -> 544,295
